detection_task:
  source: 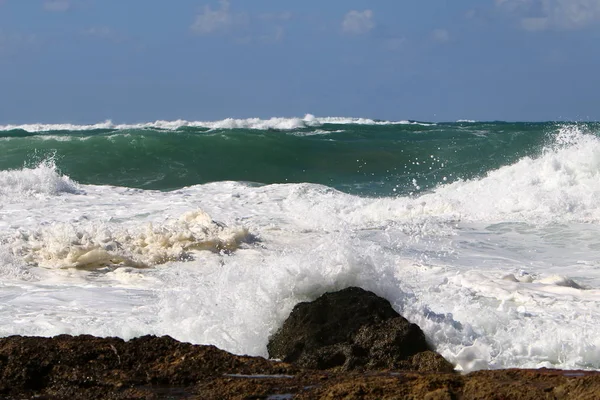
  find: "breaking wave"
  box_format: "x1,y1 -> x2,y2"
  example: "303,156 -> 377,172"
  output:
0,114 -> 432,133
0,159 -> 80,198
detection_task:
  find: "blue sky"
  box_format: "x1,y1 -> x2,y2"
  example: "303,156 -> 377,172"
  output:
0,0 -> 599,123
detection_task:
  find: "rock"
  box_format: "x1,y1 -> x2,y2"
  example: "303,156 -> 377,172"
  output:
0,334 -> 298,399
0,334 -> 599,399
267,286 -> 454,372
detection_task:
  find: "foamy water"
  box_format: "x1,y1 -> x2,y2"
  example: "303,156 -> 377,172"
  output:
1,125 -> 600,372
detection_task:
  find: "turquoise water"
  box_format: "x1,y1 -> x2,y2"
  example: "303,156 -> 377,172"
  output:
2,120 -> 587,195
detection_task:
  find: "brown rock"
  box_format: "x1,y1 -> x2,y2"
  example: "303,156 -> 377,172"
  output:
267,286 -> 454,372
0,335 -> 599,399
0,334 -> 297,399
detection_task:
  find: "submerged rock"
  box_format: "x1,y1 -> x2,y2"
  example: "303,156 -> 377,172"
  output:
267,286 -> 454,372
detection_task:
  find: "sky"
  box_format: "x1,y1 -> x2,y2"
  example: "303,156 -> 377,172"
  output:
0,0 -> 599,123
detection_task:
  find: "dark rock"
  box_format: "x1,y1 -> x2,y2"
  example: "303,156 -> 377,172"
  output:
0,334 -> 298,399
0,334 -> 599,399
267,286 -> 454,372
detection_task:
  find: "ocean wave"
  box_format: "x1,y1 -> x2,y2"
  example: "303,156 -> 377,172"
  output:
0,159 -> 80,198
260,124 -> 600,225
0,114 -> 433,133
353,124 -> 600,224
419,124 -> 600,223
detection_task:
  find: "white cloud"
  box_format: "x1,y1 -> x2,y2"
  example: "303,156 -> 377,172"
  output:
191,0 -> 237,34
44,0 -> 70,12
431,28 -> 450,43
190,1 -> 291,44
342,10 -> 375,35
496,0 -> 600,30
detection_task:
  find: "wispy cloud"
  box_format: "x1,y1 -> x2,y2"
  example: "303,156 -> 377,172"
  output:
252,26 -> 284,44
383,37 -> 407,51
431,28 -> 450,43
190,0 -> 243,35
190,1 -> 290,44
496,0 -> 600,30
43,0 -> 71,12
465,9 -> 478,19
342,10 -> 375,35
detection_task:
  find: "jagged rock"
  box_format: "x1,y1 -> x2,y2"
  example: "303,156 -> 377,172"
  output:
267,286 -> 454,372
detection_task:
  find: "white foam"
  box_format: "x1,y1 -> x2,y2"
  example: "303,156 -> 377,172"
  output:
423,125 -> 600,223
8,209 -> 249,269
0,114 -> 433,132
0,159 -> 79,199
1,179 -> 600,372
406,266 -> 600,372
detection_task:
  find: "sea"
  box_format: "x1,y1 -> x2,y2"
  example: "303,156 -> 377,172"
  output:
1,114 -> 599,373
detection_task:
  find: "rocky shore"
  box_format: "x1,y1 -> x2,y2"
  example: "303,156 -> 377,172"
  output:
1,287 -> 598,399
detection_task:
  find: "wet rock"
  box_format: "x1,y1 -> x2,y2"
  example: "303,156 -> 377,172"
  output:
0,335 -> 599,399
0,335 -> 297,400
267,286 -> 454,372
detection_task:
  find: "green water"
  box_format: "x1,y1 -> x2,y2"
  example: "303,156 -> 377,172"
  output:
0,122 -> 595,196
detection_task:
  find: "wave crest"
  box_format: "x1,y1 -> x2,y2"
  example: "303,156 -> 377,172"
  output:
409,124 -> 600,223
0,114 -> 431,133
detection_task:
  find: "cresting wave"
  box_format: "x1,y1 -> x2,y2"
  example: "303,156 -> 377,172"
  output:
250,124 -> 600,225
0,114 -> 431,133
2,124 -> 600,223
411,125 -> 600,223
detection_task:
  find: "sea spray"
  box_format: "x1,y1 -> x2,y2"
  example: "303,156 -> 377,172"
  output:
0,118 -> 600,372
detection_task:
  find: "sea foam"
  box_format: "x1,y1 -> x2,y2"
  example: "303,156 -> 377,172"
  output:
8,210 -> 249,269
